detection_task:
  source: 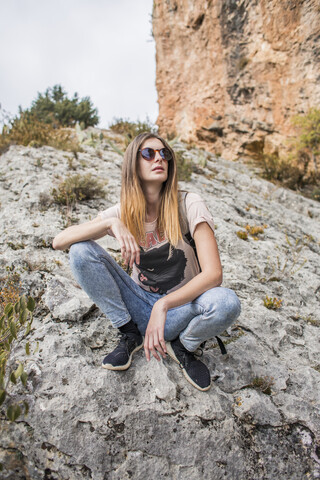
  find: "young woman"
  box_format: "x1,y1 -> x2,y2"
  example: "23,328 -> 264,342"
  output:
53,132 -> 241,391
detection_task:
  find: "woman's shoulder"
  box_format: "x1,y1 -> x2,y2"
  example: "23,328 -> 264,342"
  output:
179,191 -> 204,207
98,203 -> 120,219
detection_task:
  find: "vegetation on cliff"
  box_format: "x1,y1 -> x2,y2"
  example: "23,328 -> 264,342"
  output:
258,108 -> 320,201
0,269 -> 37,428
27,84 -> 99,129
0,85 -> 99,154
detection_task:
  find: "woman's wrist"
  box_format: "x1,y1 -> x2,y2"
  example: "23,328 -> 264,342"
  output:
155,297 -> 169,313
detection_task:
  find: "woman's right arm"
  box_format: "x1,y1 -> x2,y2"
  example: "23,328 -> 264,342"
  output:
52,216 -> 116,251
52,216 -> 140,267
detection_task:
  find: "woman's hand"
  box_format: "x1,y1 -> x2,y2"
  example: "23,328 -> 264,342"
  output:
110,218 -> 140,268
144,300 -> 168,362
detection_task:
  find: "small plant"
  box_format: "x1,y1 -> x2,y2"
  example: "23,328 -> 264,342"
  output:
35,157 -> 43,168
263,296 -> 283,310
311,186 -> 320,201
106,138 -> 125,157
0,295 -> 36,421
210,326 -> 245,350
246,224 -> 267,238
38,192 -> 52,211
51,173 -> 106,206
109,117 -> 157,148
67,157 -> 77,171
52,173 -> 106,226
249,376 -> 274,395
237,224 -> 267,241
0,269 -> 21,312
292,314 -> 320,327
175,150 -> 192,182
0,269 -> 37,426
257,234 -> 308,283
7,242 -> 25,251
236,230 -> 248,240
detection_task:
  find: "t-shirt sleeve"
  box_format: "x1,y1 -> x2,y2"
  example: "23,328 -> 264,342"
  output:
98,203 -> 121,220
98,203 -> 121,236
185,193 -> 215,238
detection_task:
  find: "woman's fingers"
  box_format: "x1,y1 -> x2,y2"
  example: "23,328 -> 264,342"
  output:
119,235 -> 140,267
152,332 -> 166,358
144,340 -> 150,362
150,347 -> 161,362
111,220 -> 140,266
119,236 -> 134,265
144,331 -> 167,362
160,338 -> 167,355
127,238 -> 140,267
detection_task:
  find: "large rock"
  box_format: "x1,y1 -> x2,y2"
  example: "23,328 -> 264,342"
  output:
153,0 -> 320,160
0,138 -> 320,479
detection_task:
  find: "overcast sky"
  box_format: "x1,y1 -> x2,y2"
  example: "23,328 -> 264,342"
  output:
0,0 -> 158,128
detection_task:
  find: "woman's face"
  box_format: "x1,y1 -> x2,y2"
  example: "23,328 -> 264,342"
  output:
137,137 -> 169,186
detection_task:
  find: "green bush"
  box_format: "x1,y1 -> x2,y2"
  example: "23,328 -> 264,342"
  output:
292,108 -> 320,170
311,186 -> 320,201
259,153 -> 303,189
51,173 -> 106,207
0,110 -> 81,154
109,117 -> 158,148
28,84 -> 99,128
257,109 -> 320,196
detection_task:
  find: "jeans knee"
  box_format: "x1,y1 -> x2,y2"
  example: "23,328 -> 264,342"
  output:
69,241 -> 93,271
227,290 -> 241,320
200,288 -> 241,324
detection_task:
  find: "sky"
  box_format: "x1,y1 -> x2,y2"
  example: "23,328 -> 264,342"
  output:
0,0 -> 158,129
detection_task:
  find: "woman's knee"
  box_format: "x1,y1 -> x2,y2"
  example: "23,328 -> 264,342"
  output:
69,240 -> 95,270
198,287 -> 241,320
225,289 -> 241,320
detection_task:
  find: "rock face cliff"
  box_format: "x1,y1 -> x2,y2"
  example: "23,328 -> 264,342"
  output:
153,0 -> 320,160
0,134 -> 320,479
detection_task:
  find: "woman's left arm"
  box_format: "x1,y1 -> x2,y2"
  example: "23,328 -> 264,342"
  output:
144,222 -> 222,361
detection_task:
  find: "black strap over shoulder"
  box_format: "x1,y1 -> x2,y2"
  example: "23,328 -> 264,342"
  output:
178,191 -> 201,269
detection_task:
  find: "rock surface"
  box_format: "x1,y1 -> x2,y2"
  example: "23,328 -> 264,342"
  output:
153,0 -> 320,160
0,135 -> 320,479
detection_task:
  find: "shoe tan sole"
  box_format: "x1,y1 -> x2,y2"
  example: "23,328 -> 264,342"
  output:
101,343 -> 143,371
166,342 -> 211,392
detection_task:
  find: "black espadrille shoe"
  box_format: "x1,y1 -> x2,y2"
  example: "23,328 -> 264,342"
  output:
102,324 -> 143,371
167,337 -> 211,391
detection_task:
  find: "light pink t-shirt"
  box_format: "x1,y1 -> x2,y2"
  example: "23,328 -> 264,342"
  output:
99,192 -> 215,294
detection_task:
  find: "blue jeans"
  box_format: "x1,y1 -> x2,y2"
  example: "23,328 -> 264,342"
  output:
69,241 -> 241,352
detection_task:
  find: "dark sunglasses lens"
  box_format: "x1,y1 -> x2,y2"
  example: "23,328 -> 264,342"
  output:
141,148 -> 155,160
160,148 -> 172,161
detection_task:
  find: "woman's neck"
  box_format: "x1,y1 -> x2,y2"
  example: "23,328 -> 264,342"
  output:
142,184 -> 162,222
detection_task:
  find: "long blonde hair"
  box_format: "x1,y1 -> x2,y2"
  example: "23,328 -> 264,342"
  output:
120,132 -> 182,247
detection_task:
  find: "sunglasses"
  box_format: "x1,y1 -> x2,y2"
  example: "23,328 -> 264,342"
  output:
139,147 -> 172,161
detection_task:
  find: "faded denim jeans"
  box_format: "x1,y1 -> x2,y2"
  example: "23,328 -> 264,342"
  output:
69,240 -> 241,352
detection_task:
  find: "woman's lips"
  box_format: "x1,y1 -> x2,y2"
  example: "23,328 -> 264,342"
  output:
152,167 -> 164,171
